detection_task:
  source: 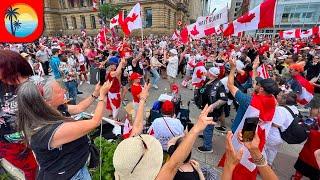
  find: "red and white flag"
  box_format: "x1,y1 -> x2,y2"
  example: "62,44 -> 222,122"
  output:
119,3 -> 142,36
224,0 -> 276,36
93,0 -> 97,11
172,30 -> 180,40
122,118 -> 132,139
81,29 -> 87,37
96,27 -> 108,50
279,28 -> 301,39
187,23 -> 204,39
294,75 -> 314,105
256,64 -> 271,79
180,26 -> 189,44
110,11 -> 123,29
301,26 -> 320,38
219,94 -> 277,179
192,61 -> 207,88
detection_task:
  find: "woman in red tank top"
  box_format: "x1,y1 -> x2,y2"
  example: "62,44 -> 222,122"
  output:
105,58 -> 125,119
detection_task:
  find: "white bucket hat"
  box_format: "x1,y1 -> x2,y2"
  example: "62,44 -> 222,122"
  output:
113,134 -> 163,180
169,49 -> 178,55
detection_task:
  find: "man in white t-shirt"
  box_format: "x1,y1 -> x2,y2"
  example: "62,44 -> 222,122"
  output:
148,100 -> 184,151
266,92 -> 298,165
164,49 -> 179,86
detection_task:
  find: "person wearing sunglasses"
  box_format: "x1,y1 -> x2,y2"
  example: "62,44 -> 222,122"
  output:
113,80 -> 216,179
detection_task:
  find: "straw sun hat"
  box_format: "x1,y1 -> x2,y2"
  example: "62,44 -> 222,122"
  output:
113,134 -> 163,180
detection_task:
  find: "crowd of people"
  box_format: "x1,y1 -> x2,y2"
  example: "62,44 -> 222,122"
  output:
0,32 -> 319,180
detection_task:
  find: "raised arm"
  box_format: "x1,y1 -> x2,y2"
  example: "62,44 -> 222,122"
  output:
50,81 -> 112,149
67,83 -> 102,115
227,57 -> 239,97
252,56 -> 260,88
156,105 -> 216,180
130,83 -> 151,137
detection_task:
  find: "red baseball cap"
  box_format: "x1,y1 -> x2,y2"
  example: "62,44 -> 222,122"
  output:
162,100 -> 174,115
130,72 -> 142,81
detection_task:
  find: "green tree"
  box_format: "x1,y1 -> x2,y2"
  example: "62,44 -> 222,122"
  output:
5,6 -> 20,36
99,3 -> 122,25
13,20 -> 22,32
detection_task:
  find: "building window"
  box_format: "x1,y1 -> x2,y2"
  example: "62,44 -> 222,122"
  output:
302,12 -> 312,18
91,15 -> 96,29
168,9 -> 171,28
69,0 -> 75,8
236,2 -> 241,6
59,0 -> 66,9
71,16 -> 77,29
281,13 -> 289,23
63,17 -> 68,29
80,15 -> 86,29
87,0 -> 93,6
235,8 -> 238,12
79,0 -> 85,7
145,8 -> 152,28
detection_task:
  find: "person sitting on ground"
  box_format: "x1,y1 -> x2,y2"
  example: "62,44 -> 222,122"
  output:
167,136 -> 205,180
16,80 -> 112,180
148,100 -> 184,151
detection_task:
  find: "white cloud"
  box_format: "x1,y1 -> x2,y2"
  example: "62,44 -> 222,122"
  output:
210,0 -> 232,12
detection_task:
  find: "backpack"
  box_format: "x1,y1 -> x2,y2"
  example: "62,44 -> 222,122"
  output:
278,106 -> 308,144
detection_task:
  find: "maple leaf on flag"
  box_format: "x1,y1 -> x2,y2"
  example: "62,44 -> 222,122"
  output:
303,30 -> 310,34
237,13 -> 256,23
285,32 -> 293,35
126,13 -> 138,23
111,18 -> 117,24
190,25 -> 199,36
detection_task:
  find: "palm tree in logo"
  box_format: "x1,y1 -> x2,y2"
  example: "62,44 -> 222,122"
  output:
14,20 -> 22,32
5,6 -> 20,36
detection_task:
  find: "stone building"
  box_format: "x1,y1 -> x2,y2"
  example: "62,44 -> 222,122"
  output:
44,0 -> 193,36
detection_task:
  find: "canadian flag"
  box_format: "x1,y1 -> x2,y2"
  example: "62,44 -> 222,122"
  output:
301,26 -> 320,38
96,27 -> 108,50
219,94 -> 277,179
180,26 -> 189,44
122,118 -> 133,139
293,75 -> 314,105
187,23 -> 205,39
192,61 -> 207,88
256,64 -> 271,79
119,3 -> 142,36
172,30 -> 180,40
93,0 -> 97,11
224,0 -> 276,36
279,28 -> 301,39
110,11 -> 123,29
215,25 -> 223,35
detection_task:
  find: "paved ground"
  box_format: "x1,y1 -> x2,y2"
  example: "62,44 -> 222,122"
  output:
77,77 -> 302,180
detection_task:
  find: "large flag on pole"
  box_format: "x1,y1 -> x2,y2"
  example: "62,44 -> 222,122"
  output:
119,3 -> 142,36
93,0 -> 97,11
300,26 -> 320,38
110,11 -> 123,29
223,0 -> 277,36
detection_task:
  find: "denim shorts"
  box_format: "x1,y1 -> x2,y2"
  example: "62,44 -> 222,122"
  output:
70,166 -> 91,180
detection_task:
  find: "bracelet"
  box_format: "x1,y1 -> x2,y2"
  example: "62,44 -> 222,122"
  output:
98,98 -> 106,103
252,155 -> 267,167
91,94 -> 98,99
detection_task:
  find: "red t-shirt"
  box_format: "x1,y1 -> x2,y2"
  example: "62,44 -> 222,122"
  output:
107,73 -> 120,93
298,130 -> 320,170
131,84 -> 142,103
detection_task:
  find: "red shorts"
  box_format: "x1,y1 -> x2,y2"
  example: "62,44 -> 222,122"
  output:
80,64 -> 86,72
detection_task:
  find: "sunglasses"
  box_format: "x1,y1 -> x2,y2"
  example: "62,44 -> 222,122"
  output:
131,135 -> 148,174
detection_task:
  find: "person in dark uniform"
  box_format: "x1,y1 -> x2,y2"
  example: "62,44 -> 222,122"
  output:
197,67 -> 227,153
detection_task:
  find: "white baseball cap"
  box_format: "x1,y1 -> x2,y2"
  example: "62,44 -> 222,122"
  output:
208,67 -> 220,76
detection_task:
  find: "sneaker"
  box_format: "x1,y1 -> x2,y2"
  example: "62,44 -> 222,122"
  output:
80,81 -> 83,85
197,146 -> 213,153
86,81 -> 90,84
215,126 -> 227,133
152,84 -> 159,89
77,91 -> 84,95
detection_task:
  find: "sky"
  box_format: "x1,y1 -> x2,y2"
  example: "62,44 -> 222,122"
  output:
210,0 -> 232,12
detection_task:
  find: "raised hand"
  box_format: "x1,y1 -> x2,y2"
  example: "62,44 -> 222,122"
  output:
225,131 -> 243,169
99,80 -> 113,97
140,82 -> 151,100
253,56 -> 260,70
193,104 -> 216,133
229,57 -> 236,69
237,130 -> 260,151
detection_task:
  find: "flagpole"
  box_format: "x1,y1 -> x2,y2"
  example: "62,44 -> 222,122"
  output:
141,7 -> 144,47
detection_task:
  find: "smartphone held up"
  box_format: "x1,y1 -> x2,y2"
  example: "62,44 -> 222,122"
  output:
241,117 -> 259,142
